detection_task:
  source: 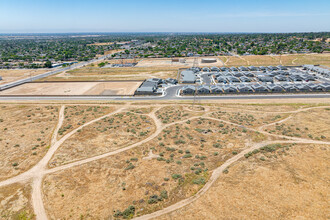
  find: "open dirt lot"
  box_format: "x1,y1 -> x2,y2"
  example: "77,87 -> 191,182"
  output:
0,81 -> 142,96
136,57 -> 224,68
0,69 -> 49,85
219,54 -> 330,67
0,101 -> 329,219
43,66 -> 178,81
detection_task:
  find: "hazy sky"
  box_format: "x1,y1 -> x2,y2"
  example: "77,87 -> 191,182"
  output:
0,0 -> 329,33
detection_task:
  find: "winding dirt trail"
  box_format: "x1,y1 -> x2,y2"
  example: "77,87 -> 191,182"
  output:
0,104 -> 329,219
133,139 -> 330,220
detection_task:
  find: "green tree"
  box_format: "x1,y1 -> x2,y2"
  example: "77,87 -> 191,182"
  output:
44,60 -> 52,68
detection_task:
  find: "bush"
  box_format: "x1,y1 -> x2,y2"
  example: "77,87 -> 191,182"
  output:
193,177 -> 206,185
125,163 -> 135,170
160,190 -> 168,199
122,205 -> 135,219
183,154 -> 192,158
172,174 -> 182,179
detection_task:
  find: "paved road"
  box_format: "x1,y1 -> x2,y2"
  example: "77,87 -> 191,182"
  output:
0,92 -> 329,101
0,52 -> 117,91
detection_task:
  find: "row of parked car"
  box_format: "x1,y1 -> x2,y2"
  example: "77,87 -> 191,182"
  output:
181,83 -> 330,95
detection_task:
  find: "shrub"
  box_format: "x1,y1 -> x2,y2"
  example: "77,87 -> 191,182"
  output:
125,163 -> 135,170
193,177 -> 206,185
232,151 -> 238,155
183,154 -> 192,158
12,162 -> 18,167
160,190 -> 168,199
176,160 -> 182,165
172,174 -> 182,179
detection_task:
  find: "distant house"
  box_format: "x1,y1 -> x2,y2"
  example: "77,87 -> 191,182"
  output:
307,83 -> 324,92
197,85 -> 210,94
321,83 -> 330,91
277,65 -> 288,70
227,76 -> 240,83
267,66 -> 277,71
182,85 -> 196,94
210,67 -> 220,72
275,75 -> 288,82
257,76 -> 274,83
238,66 -> 248,71
240,76 -> 251,82
301,75 -> 316,82
202,67 -> 210,72
244,72 -> 255,77
289,75 -> 303,82
223,85 -> 238,93
230,67 -> 238,72
281,84 -> 297,92
210,85 -> 223,94
295,84 -> 310,92
259,66 -> 266,71
220,67 -> 228,72
252,84 -> 269,93
237,85 -> 253,93
233,72 -> 244,77
166,78 -> 178,84
217,76 -> 228,83
248,66 -> 258,71
181,70 -> 196,83
267,84 -> 284,92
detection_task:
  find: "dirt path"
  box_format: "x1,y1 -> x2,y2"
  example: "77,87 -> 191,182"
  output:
133,139 -> 330,220
0,104 -> 329,219
292,58 -> 298,65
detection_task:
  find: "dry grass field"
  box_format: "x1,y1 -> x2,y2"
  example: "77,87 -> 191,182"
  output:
43,117 -> 260,219
158,144 -> 329,220
219,54 -> 330,67
0,105 -> 58,181
57,105 -> 116,138
50,111 -> 156,166
43,66 -> 178,81
263,107 -> 330,141
0,69 -> 49,85
136,57 -> 224,67
0,183 -> 34,219
0,101 -> 329,219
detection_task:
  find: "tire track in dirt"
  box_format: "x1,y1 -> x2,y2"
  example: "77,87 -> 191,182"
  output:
133,138 -> 330,220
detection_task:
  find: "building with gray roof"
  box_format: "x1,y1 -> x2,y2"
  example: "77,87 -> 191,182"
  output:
197,85 -> 210,94
210,85 -> 223,94
181,70 -> 196,83
182,85 -> 196,94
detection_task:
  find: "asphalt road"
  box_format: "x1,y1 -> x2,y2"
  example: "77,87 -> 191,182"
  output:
0,53 -> 115,91
0,92 -> 329,101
